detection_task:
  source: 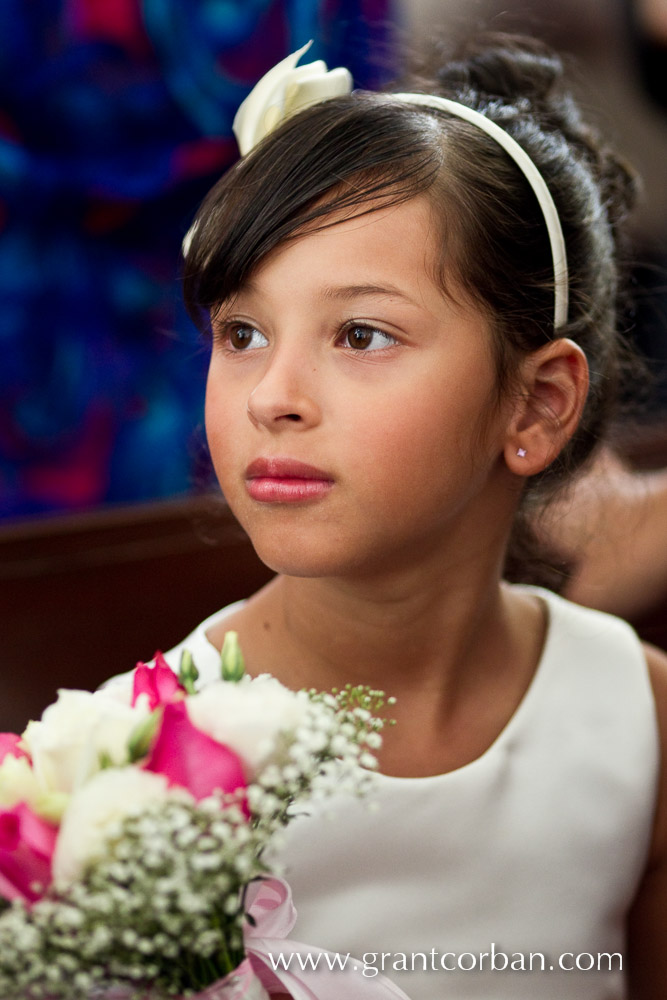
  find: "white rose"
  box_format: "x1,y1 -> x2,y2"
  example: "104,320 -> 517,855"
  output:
52,767 -> 181,885
232,41 -> 352,156
0,753 -> 41,810
186,676 -> 311,775
21,688 -> 150,797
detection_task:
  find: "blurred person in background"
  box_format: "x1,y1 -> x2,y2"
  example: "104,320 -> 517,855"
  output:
539,0 -> 667,630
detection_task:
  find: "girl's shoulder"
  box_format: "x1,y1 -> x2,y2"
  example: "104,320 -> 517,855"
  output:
520,584 -> 654,682
513,586 -> 659,775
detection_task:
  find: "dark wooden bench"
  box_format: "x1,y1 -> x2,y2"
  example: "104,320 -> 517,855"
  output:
0,497 -> 273,732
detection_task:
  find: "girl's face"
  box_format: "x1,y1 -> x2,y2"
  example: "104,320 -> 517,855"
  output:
205,195 -> 516,580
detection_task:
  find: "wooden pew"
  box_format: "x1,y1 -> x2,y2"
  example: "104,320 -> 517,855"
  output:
0,497 -> 273,732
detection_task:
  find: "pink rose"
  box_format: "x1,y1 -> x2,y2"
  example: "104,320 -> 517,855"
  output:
143,702 -> 248,804
132,653 -> 184,710
0,803 -> 58,903
0,734 -> 28,763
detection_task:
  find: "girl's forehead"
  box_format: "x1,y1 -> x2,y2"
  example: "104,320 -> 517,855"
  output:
252,195 -> 441,286
299,191 -> 438,242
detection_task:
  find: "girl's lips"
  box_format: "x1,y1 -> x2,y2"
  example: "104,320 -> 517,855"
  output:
245,458 -> 334,503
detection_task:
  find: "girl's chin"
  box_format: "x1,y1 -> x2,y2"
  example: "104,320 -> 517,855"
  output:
231,511 -> 351,578
251,547 -> 357,580
247,532 -> 412,582
246,531 -> 376,580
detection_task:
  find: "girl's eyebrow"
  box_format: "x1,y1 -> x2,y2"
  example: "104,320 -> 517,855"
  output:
236,280 -> 420,306
320,283 -> 418,304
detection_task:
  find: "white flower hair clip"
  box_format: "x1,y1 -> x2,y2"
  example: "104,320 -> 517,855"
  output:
232,40 -> 353,155
182,42 -> 351,258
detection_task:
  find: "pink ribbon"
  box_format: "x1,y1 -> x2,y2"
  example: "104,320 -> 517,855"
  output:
243,877 -> 412,1000
192,958 -> 268,999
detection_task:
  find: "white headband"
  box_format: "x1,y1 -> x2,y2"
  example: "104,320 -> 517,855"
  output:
191,43 -> 569,328
392,93 -> 569,329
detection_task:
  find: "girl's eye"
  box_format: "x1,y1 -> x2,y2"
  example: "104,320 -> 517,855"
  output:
343,325 -> 397,351
226,324 -> 268,351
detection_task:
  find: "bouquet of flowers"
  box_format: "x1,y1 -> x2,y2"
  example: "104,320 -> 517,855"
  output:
0,635 -> 395,999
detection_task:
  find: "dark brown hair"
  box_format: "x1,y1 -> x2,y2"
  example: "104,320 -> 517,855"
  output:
183,34 -> 638,588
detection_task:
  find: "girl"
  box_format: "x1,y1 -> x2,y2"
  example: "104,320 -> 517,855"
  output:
170,33 -> 667,999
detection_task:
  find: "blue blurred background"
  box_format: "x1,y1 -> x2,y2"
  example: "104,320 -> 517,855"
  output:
0,0 -> 396,521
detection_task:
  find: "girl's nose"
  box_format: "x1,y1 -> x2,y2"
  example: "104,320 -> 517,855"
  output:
246,352 -> 321,430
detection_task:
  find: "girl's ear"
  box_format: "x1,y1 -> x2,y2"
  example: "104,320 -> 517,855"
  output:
504,338 -> 589,476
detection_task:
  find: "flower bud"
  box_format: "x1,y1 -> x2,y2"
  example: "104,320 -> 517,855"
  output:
220,631 -> 245,683
179,649 -> 200,694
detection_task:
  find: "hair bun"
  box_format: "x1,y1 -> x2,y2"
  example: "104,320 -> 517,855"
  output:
426,32 -> 638,228
435,33 -> 563,105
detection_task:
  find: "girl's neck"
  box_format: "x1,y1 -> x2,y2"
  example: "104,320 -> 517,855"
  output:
266,569 -> 504,694
216,539 -> 538,697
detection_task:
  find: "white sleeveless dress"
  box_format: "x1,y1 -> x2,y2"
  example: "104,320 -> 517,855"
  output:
162,587 -> 659,1000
